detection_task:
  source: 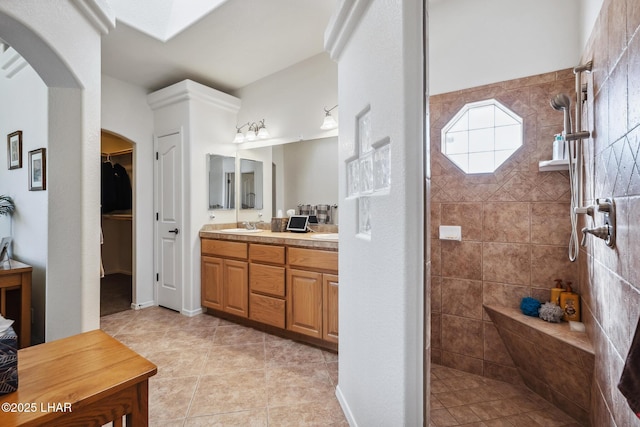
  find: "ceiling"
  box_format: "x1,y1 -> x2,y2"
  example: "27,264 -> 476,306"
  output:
101,0 -> 338,94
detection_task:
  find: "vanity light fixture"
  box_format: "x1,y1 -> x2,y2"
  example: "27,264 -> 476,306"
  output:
321,105 -> 338,130
233,119 -> 270,143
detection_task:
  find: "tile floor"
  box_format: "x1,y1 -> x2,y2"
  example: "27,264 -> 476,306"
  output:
429,365 -> 582,427
101,307 -> 581,426
100,306 -> 346,426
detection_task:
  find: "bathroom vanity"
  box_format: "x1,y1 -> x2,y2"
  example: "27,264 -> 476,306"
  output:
200,227 -> 339,350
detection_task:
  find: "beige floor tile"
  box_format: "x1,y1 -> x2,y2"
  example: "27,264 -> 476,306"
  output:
326,361 -> 339,386
203,343 -> 266,374
146,348 -> 208,379
164,327 -> 217,349
213,324 -> 266,345
268,400 -> 348,426
149,376 -> 198,422
149,418 -> 185,427
189,370 -> 268,417
113,331 -> 169,356
184,409 -> 269,426
267,363 -> 335,407
265,339 -> 325,367
322,350 -> 339,362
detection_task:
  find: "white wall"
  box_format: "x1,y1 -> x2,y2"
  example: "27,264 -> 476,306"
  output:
429,0 -> 581,95
580,0 -> 603,51
101,75 -> 155,307
0,0 -> 114,341
233,52 -> 338,146
0,52 -> 48,344
326,0 -> 425,424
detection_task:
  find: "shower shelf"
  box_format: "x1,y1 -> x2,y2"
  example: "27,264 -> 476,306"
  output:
538,159 -> 569,172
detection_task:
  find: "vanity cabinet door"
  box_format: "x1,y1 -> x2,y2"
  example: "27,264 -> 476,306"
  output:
223,259 -> 249,318
201,256 -> 223,310
323,274 -> 339,344
287,269 -> 323,338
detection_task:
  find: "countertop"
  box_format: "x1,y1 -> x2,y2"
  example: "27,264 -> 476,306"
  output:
200,225 -> 338,250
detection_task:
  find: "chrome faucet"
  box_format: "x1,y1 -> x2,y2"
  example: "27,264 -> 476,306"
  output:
242,220 -> 264,230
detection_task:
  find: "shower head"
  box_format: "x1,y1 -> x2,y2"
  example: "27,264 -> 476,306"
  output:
550,93 -> 572,136
550,93 -> 571,111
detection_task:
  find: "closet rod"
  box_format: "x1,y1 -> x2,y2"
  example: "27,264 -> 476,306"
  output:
101,148 -> 133,157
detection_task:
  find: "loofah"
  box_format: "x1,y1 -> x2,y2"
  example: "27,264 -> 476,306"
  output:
539,302 -> 565,323
520,297 -> 542,317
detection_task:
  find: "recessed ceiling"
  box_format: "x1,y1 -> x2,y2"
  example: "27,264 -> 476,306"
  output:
102,0 -> 337,93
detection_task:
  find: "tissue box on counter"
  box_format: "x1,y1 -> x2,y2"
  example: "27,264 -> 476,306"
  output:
0,326 -> 18,395
271,218 -> 288,232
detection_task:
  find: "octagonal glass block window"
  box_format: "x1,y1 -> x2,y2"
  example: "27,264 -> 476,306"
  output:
441,99 -> 523,174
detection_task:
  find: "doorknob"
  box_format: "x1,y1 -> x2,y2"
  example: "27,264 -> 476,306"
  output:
168,228 -> 179,235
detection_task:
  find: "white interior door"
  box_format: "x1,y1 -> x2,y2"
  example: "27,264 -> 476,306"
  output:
155,131 -> 182,311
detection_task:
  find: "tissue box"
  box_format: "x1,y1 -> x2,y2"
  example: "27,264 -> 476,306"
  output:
271,218 -> 288,232
0,326 -> 18,395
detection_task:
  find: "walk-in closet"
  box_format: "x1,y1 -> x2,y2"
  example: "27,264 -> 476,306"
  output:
100,130 -> 134,316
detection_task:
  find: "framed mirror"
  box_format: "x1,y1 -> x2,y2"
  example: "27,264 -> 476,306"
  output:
239,158 -> 263,209
208,154 -> 236,209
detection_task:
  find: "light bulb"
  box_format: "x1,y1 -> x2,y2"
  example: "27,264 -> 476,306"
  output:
321,114 -> 338,130
233,131 -> 244,144
257,126 -> 270,139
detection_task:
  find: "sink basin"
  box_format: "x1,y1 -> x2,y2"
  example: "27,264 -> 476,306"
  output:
310,233 -> 339,241
218,228 -> 264,234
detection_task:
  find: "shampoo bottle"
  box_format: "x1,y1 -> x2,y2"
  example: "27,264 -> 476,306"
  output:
550,279 -> 564,306
560,282 -> 581,322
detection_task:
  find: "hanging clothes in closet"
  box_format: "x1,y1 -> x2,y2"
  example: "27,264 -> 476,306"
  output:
101,156 -> 132,213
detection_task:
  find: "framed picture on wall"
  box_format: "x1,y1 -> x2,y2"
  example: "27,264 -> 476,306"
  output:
28,148 -> 46,191
7,131 -> 22,170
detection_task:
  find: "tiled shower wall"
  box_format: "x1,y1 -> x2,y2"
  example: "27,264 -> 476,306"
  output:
429,70 -> 578,382
580,0 -> 640,425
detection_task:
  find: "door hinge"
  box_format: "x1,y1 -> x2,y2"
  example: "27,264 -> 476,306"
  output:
156,212 -> 159,221
155,152 -> 159,160
156,273 -> 159,282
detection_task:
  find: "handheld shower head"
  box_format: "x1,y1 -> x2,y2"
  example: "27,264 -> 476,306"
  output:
550,93 -> 572,136
550,93 -> 571,111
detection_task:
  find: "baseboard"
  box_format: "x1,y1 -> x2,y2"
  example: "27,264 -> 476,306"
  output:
336,385 -> 357,426
131,300 -> 154,310
181,307 -> 203,317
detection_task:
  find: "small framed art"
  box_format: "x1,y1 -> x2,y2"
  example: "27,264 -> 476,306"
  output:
7,131 -> 22,170
28,148 -> 46,191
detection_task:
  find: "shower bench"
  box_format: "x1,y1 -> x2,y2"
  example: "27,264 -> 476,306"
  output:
484,304 -> 594,425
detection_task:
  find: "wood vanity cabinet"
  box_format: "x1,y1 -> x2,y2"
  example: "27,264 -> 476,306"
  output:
287,248 -> 338,341
323,274 -> 339,344
249,244 -> 286,328
201,236 -> 338,348
287,269 -> 323,338
201,240 -> 249,318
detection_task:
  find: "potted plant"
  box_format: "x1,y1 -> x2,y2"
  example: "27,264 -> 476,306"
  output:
0,195 -> 14,217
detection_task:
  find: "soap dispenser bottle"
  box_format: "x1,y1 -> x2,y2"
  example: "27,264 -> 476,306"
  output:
550,279 -> 564,306
560,282 -> 581,322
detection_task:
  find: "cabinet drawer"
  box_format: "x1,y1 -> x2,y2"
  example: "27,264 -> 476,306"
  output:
201,239 -> 247,259
250,293 -> 285,328
288,247 -> 338,272
250,264 -> 285,297
249,244 -> 285,265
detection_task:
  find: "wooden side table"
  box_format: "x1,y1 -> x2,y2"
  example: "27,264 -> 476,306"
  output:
0,260 -> 31,348
0,330 -> 158,426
